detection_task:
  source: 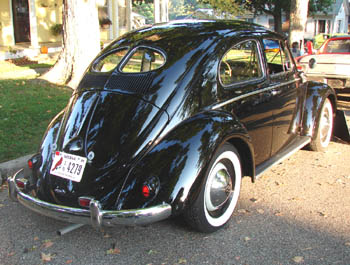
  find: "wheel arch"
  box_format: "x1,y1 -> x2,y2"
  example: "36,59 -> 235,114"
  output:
301,81 -> 337,139
118,110 -> 254,216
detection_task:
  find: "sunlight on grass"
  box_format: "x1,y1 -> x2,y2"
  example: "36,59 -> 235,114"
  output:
0,78 -> 72,163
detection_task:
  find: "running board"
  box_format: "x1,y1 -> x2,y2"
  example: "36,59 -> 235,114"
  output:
255,136 -> 311,179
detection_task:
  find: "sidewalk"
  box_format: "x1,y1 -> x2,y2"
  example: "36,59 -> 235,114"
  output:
0,154 -> 33,182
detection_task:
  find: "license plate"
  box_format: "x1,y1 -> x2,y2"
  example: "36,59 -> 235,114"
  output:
50,151 -> 87,182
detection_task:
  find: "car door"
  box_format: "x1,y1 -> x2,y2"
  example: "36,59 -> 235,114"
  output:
262,38 -> 301,156
217,39 -> 274,165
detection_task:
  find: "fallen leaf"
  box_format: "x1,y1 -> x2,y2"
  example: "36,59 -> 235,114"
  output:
345,242 -> 350,246
292,256 -> 304,263
66,260 -> 73,264
41,252 -> 53,262
8,251 -> 15,257
103,233 -> 111,238
250,198 -> 259,203
318,212 -> 327,217
178,258 -> 187,264
274,211 -> 283,216
107,248 -> 120,255
34,237 -> 39,241
42,240 -> 53,248
257,209 -> 264,214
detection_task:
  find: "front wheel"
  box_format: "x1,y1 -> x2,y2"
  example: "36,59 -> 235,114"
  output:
184,143 -> 242,233
309,98 -> 333,151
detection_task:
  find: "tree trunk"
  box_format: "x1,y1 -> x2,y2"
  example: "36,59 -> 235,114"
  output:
289,0 -> 309,48
273,1 -> 283,34
41,0 -> 100,89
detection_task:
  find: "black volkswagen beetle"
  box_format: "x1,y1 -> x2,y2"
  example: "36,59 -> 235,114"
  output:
9,20 -> 336,233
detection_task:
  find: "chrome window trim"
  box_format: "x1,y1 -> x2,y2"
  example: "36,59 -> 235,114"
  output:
91,47 -> 130,73
118,45 -> 167,74
218,39 -> 266,88
212,79 -> 300,110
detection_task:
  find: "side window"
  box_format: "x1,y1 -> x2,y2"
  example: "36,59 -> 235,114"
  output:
121,47 -> 165,73
263,39 -> 293,74
93,48 -> 128,72
219,40 -> 263,86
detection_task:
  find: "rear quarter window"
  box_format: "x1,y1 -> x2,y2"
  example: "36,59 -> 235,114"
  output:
121,47 -> 166,73
92,48 -> 128,72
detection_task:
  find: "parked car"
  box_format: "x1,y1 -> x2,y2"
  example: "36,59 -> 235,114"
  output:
8,20 -> 337,233
297,36 -> 350,91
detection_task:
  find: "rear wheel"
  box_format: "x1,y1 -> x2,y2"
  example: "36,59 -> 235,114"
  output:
309,98 -> 333,151
184,143 -> 241,233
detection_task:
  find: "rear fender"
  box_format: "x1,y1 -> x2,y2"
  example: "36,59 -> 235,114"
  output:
301,81 -> 336,139
117,110 -> 254,215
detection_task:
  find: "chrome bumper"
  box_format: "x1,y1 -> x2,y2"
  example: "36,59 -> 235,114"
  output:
8,169 -> 172,229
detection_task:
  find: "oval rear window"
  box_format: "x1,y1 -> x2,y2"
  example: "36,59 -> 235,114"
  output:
121,47 -> 165,73
93,48 -> 128,72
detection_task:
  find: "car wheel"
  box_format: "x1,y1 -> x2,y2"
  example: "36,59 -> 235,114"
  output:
184,143 -> 241,233
309,98 -> 333,151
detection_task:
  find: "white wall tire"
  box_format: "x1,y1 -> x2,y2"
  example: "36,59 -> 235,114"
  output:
184,143 -> 241,232
309,98 -> 333,151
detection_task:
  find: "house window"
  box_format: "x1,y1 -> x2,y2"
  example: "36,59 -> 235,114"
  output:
317,20 -> 330,34
337,20 -> 342,33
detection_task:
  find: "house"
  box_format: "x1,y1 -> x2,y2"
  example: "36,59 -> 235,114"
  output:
0,0 -> 168,59
304,0 -> 350,39
237,0 -> 349,38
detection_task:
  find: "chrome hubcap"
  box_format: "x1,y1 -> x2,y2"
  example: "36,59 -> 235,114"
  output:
205,162 -> 232,212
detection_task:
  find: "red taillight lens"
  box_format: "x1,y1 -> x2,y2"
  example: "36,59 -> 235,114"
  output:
28,159 -> 33,169
142,185 -> 150,198
78,197 -> 92,208
16,178 -> 28,189
27,154 -> 42,170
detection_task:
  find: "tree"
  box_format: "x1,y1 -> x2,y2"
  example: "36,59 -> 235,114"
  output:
42,0 -> 100,89
289,0 -> 309,48
43,0 -> 155,89
200,0 -> 333,34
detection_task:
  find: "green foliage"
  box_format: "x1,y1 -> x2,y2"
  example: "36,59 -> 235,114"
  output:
169,0 -> 211,20
50,24 -> 63,36
309,0 -> 334,15
133,3 -> 154,24
199,0 -> 333,17
198,0 -> 242,16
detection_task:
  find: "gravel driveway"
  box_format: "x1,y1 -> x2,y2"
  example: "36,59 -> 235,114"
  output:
0,109 -> 349,265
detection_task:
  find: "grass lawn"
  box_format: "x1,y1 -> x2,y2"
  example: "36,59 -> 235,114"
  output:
0,60 -> 72,163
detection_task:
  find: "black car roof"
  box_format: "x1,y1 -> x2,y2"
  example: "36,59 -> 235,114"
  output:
107,19 -> 282,52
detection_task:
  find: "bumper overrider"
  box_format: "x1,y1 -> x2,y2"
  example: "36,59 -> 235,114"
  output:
8,169 -> 172,230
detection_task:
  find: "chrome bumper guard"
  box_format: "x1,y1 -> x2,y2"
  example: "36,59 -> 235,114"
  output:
8,169 -> 172,229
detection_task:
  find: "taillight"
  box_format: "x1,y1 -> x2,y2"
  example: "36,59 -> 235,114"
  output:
142,185 -> 150,198
28,154 -> 42,170
141,176 -> 160,198
28,160 -> 33,169
16,178 -> 29,190
78,197 -> 93,208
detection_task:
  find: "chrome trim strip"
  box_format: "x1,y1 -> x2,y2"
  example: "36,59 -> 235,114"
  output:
8,170 -> 172,229
212,79 -> 300,110
255,136 -> 311,179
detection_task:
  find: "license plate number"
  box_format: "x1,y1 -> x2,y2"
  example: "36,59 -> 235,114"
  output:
50,151 -> 87,182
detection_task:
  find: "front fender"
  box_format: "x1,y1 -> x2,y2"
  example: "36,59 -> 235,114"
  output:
117,110 -> 253,215
301,81 -> 336,138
